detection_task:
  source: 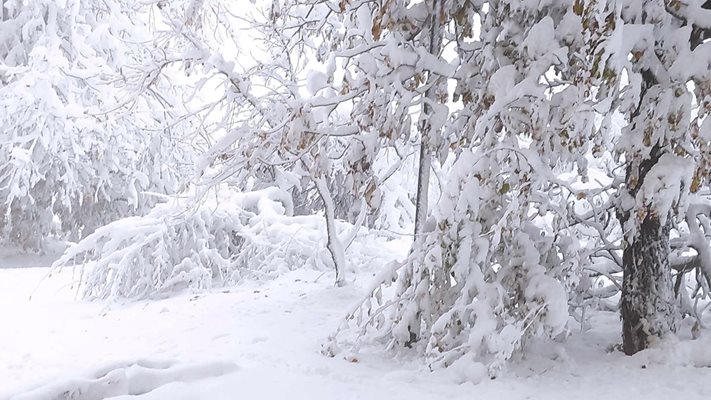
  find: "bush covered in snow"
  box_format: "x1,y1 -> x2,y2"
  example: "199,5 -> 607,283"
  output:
52,186 -> 381,300
0,0 -> 192,249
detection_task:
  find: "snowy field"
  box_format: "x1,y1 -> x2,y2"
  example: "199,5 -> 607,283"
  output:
2,253 -> 711,400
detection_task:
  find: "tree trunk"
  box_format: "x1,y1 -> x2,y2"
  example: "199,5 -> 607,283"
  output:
621,211 -> 677,355
620,69 -> 678,354
413,0 -> 443,237
315,176 -> 346,286
414,136 -> 432,236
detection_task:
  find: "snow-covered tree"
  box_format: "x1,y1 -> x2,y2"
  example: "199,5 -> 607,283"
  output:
0,0 -> 192,249
142,0 -> 426,284
325,0 -> 613,376
599,0 -> 711,354
330,0 -> 711,368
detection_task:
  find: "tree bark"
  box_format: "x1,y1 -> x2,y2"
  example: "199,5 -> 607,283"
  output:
621,211 -> 677,354
413,0 -> 443,237
619,70 -> 678,355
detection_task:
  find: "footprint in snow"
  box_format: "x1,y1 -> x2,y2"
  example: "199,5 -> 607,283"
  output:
7,359 -> 238,400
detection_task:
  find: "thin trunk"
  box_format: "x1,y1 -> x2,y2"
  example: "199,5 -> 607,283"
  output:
407,0 -> 444,347
341,200 -> 367,252
413,0 -> 443,237
414,140 -> 432,237
620,70 -> 678,355
315,176 -> 346,286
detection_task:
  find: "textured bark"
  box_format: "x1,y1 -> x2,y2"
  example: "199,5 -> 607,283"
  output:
618,0 -> 711,354
619,61 -> 678,355
621,212 -> 677,355
619,68 -> 678,354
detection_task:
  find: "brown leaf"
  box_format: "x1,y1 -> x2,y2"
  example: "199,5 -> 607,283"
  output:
372,16 -> 382,41
573,0 -> 584,16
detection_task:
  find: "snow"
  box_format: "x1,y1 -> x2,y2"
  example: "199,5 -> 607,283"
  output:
2,0 -> 711,398
2,257 -> 711,400
305,70 -> 329,96
524,274 -> 569,335
521,17 -> 556,60
637,153 -> 695,225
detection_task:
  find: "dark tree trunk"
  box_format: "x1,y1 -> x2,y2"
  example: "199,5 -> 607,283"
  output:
618,0 -> 711,356
619,69 -> 678,355
621,211 -> 677,355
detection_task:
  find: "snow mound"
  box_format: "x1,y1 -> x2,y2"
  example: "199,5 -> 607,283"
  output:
631,334 -> 711,369
6,359 -> 238,400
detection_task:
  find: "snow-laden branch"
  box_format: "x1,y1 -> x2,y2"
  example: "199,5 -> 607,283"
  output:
52,186 -> 320,299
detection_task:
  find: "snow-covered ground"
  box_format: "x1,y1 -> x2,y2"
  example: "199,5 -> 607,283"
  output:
2,253 -> 711,399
